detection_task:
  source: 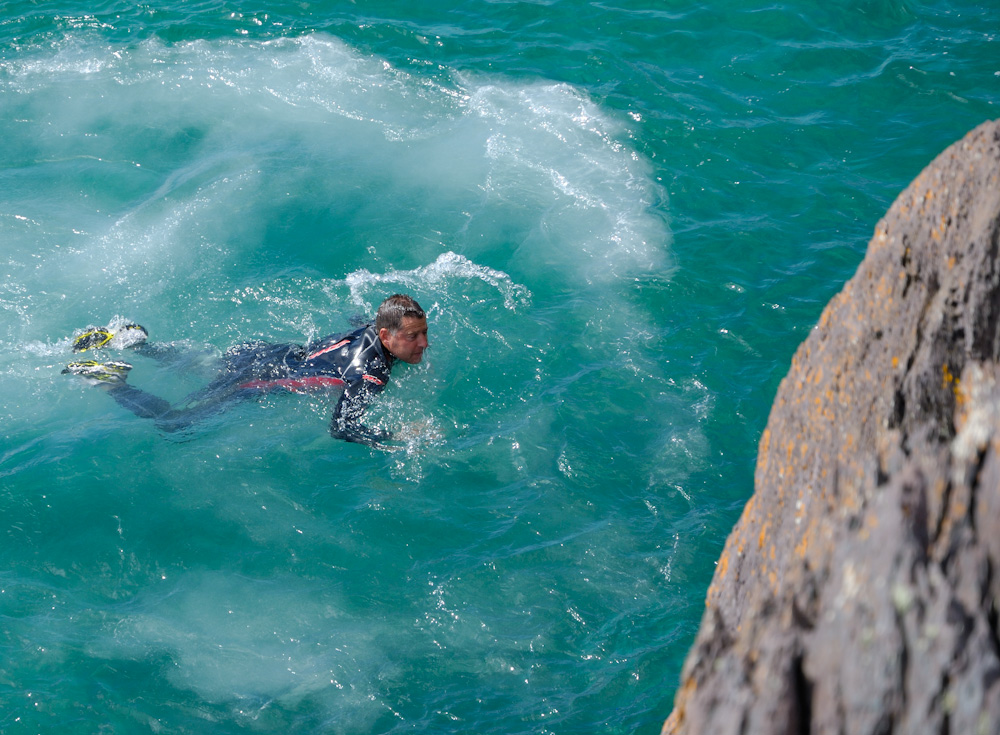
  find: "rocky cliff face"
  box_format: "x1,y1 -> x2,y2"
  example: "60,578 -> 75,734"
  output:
663,119 -> 1000,735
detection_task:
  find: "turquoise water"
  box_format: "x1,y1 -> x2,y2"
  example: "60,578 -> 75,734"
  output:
1,1 -> 997,732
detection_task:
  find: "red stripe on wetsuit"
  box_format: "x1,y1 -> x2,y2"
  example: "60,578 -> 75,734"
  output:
237,376 -> 347,392
237,374 -> 385,392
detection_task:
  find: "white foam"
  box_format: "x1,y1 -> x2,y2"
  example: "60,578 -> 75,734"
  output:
467,80 -> 668,274
2,33 -> 669,306
344,251 -> 531,312
91,570 -> 389,723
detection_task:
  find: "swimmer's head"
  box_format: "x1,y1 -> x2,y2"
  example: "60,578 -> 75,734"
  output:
376,294 -> 429,364
375,294 -> 426,333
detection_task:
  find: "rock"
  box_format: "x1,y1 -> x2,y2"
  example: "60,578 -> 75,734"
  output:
663,119 -> 1000,735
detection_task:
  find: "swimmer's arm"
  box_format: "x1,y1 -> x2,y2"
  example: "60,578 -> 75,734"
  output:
330,415 -> 394,448
329,380 -> 394,449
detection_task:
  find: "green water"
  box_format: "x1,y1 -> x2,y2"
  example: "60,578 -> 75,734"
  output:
1,1 -> 997,733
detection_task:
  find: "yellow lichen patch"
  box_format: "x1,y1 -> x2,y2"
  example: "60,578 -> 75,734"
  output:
948,255 -> 956,269
710,540 -> 744,601
758,523 -> 768,549
759,428 -> 771,455
892,356 -> 899,369
661,708 -> 681,735
795,520 -> 814,559
942,363 -> 956,389
661,679 -> 698,735
954,377 -> 972,414
841,488 -> 861,515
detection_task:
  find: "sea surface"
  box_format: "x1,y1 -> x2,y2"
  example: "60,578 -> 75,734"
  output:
1,1 -> 997,733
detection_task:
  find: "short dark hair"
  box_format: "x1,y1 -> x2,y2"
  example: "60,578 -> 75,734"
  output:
375,294 -> 426,333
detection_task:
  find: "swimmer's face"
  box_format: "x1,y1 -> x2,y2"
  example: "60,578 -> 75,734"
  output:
380,316 -> 429,364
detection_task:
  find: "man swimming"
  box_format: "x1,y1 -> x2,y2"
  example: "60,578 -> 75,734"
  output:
61,294 -> 429,448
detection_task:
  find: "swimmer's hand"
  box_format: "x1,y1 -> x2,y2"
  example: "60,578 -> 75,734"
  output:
381,419 -> 443,453
394,418 -> 438,441
331,417 -> 441,451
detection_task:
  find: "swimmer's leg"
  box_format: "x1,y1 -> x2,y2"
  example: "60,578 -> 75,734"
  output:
107,375 -> 247,433
67,336 -> 263,433
130,341 -> 215,370
105,383 -> 173,420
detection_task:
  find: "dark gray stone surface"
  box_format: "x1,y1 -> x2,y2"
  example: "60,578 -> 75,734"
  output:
663,119 -> 1000,735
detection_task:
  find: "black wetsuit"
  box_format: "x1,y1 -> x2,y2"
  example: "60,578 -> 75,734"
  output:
109,325 -> 395,446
